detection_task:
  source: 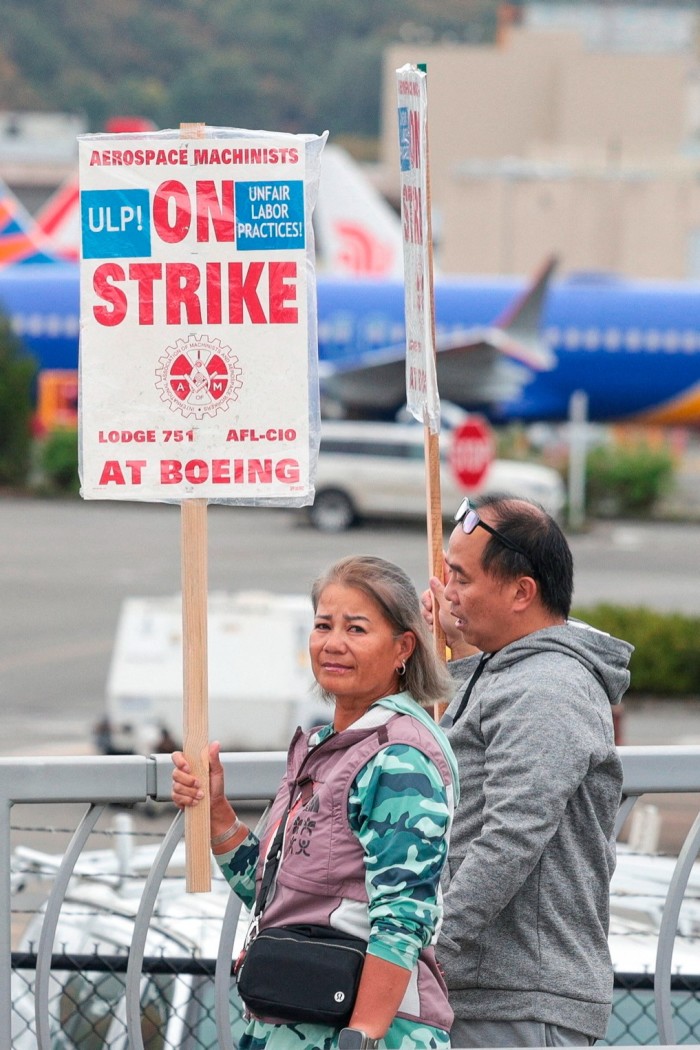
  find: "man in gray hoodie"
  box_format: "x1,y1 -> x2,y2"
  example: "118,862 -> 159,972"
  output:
426,494 -> 633,1048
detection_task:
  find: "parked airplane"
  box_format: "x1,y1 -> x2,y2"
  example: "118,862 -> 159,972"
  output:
1,258 -> 700,425
1,135 -> 699,424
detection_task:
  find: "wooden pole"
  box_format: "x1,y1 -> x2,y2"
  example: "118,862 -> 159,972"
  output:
180,122 -> 211,893
418,64 -> 447,668
425,427 -> 446,659
181,498 -> 211,892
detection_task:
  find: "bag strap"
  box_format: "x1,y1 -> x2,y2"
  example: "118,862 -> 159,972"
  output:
253,772 -> 311,918
246,721 -> 390,940
251,729 -> 337,923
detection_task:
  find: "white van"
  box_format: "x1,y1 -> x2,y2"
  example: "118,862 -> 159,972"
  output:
308,420 -> 566,532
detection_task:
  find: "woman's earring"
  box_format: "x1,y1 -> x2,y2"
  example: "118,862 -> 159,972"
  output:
398,660 -> 407,676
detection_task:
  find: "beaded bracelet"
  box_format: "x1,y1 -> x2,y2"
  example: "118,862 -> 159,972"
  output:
210,817 -> 242,847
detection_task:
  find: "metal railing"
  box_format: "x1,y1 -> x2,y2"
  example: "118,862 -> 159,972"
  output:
2,745 -> 700,1048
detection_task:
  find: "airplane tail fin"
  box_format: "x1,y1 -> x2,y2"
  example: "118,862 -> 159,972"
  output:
0,176 -> 62,267
35,177 -> 80,262
315,144 -> 405,279
32,118 -> 158,265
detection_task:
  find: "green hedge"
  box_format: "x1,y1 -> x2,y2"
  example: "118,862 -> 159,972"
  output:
0,314 -> 36,487
584,442 -> 674,517
573,604 -> 700,696
36,427 -> 80,494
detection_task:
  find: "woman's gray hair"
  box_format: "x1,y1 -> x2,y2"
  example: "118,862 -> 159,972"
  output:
311,555 -> 454,708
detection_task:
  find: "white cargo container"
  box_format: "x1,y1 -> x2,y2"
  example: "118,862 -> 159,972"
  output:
101,591 -> 326,754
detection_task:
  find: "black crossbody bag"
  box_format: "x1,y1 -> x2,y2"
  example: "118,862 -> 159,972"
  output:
235,761 -> 367,1026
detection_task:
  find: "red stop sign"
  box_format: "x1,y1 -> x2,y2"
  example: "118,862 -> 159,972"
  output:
449,417 -> 495,489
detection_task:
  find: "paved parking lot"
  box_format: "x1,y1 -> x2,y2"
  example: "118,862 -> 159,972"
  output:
1,496 -> 699,756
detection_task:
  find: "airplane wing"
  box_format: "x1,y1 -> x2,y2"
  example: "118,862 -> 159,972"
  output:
320,256 -> 558,414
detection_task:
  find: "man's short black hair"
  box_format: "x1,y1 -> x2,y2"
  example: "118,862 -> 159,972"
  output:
472,493 -> 573,619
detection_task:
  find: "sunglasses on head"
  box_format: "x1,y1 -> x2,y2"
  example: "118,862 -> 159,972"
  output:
454,497 -> 535,571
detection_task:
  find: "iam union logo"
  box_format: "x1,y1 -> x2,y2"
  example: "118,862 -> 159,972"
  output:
155,334 -> 243,420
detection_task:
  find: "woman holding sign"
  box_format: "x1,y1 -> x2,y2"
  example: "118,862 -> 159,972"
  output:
172,555 -> 458,1049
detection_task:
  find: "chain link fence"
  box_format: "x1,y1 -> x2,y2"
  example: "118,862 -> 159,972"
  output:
605,974 -> 700,1046
11,951 -> 247,1049
9,951 -> 700,1048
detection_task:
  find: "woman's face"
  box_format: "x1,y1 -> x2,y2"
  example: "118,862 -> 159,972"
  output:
310,583 -> 415,711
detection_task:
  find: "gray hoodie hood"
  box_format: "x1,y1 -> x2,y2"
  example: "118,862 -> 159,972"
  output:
487,618 -> 633,707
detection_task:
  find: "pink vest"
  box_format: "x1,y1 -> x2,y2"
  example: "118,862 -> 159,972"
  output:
255,712 -> 454,1032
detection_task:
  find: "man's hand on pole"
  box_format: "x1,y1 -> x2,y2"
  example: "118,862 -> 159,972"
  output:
421,567 -> 479,661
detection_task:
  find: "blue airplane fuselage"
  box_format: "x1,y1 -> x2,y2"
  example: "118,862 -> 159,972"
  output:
2,264 -> 700,424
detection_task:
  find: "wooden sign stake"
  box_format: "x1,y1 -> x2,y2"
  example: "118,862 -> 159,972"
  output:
424,427 -> 446,656
182,498 -> 211,892
180,122 -> 211,893
417,66 -> 447,668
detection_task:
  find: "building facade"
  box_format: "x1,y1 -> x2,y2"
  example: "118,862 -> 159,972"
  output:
380,23 -> 700,279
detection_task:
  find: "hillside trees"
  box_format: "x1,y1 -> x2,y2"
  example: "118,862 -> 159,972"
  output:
1,0 -> 499,140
